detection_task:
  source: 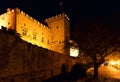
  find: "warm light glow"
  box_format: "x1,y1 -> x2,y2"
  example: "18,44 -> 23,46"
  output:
0,21 -> 6,29
110,60 -> 116,65
109,60 -> 120,65
109,60 -> 120,69
0,8 -> 70,54
70,40 -> 79,57
70,47 -> 79,57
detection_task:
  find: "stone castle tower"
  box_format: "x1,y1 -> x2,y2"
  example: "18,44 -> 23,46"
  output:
0,8 -> 70,54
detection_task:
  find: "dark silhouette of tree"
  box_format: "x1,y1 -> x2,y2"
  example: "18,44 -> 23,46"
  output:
73,20 -> 120,78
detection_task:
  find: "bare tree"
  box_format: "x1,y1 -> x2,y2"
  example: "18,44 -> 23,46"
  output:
73,20 -> 120,78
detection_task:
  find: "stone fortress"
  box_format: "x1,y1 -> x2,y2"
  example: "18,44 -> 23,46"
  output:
0,8 -> 70,54
0,8 -> 81,82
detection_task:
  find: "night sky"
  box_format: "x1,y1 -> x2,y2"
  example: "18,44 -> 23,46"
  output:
0,0 -> 120,29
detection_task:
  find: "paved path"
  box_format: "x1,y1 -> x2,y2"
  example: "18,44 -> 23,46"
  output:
87,66 -> 120,82
98,66 -> 120,79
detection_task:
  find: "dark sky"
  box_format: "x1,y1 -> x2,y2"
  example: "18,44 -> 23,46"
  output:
0,0 -> 120,28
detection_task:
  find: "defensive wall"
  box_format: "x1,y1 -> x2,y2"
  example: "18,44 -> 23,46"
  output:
0,8 -> 70,54
0,30 -> 72,82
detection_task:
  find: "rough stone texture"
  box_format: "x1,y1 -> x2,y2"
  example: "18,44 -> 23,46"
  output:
0,30 -> 71,82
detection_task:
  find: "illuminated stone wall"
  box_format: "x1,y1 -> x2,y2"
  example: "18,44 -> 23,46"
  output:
0,8 -> 72,82
0,8 -> 70,54
15,8 -> 50,49
0,8 -> 16,30
44,13 -> 70,54
0,30 -> 70,82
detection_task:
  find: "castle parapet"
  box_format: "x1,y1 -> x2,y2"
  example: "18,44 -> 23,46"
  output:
44,13 -> 70,23
15,8 -> 50,30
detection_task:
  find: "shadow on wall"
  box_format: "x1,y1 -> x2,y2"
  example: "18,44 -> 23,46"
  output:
0,29 -> 69,82
61,64 -> 67,75
67,63 -> 87,81
43,63 -> 87,82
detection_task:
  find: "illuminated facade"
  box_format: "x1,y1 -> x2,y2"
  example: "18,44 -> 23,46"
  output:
70,40 -> 79,57
0,8 -> 70,54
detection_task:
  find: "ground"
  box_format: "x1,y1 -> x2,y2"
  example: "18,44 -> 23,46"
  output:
43,65 -> 120,82
86,65 -> 120,82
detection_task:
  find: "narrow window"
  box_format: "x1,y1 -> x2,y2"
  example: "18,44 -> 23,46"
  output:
42,38 -> 44,42
56,26 -> 59,29
48,40 -> 49,44
22,29 -> 27,35
24,24 -> 26,26
33,33 -> 36,39
59,41 -> 61,44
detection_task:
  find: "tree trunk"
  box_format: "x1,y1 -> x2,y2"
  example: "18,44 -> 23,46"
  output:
94,62 -> 99,78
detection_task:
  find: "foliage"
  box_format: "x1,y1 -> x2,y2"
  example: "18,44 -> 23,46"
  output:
73,20 -> 120,78
68,63 -> 87,80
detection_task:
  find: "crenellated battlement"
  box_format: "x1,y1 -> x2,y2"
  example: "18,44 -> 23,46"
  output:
0,7 -> 70,54
64,14 -> 70,21
15,8 -> 50,30
0,8 -> 15,17
44,14 -> 62,21
44,13 -> 70,22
